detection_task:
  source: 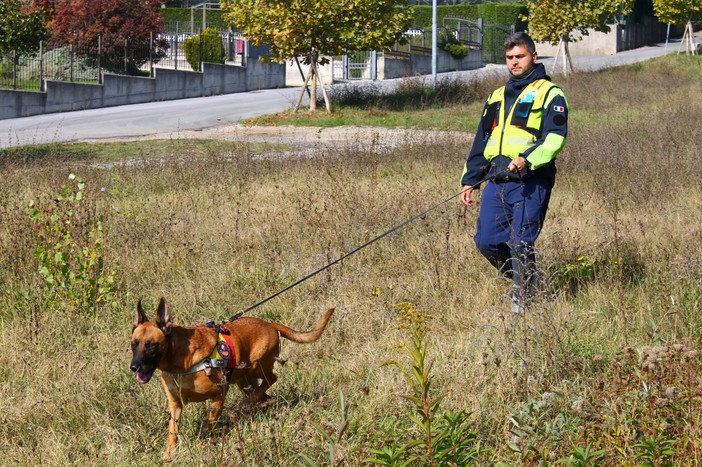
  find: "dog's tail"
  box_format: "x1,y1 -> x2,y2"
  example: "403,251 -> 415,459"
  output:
272,308 -> 335,344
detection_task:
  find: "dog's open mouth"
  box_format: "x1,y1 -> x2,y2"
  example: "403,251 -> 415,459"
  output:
136,370 -> 155,384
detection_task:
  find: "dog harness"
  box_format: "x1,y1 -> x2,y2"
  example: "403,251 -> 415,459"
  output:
179,323 -> 236,376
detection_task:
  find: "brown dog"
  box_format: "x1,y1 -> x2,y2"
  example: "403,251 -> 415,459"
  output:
130,297 -> 334,461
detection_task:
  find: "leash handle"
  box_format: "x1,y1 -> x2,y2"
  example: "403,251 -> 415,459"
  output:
230,169 -> 507,319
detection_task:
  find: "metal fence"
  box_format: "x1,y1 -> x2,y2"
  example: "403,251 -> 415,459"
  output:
0,32 -> 247,92
482,23 -> 516,63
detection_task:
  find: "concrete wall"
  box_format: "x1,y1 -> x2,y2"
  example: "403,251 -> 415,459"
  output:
286,60 -> 335,86
379,48 -> 482,80
285,47 -> 482,85
0,60 -> 285,120
535,18 -> 671,57
535,29 -> 618,57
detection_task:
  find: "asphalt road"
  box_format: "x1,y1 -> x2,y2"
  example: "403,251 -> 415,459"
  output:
0,37 -> 687,149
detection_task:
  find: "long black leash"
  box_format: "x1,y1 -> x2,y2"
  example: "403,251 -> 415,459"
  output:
226,170 -> 507,321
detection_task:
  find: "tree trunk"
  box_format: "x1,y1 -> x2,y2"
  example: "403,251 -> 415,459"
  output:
310,65 -> 318,112
563,36 -> 574,74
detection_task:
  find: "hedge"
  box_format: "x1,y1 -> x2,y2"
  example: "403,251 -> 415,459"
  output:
409,3 -> 527,30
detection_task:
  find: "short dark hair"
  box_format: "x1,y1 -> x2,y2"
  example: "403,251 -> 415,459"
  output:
504,32 -> 536,55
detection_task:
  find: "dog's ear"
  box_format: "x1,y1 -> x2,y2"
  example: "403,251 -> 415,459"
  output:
134,299 -> 148,329
156,297 -> 172,335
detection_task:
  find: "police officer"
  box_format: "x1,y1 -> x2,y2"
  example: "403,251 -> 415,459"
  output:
460,32 -> 568,313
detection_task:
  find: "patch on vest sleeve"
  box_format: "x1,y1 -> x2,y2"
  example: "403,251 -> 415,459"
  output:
553,105 -> 565,112
553,114 -> 566,126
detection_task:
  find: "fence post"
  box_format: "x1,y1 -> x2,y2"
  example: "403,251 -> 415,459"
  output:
150,32 -> 154,77
243,38 -> 247,67
40,41 -> 44,91
124,39 -> 128,74
70,44 -> 74,82
175,35 -> 179,70
199,32 -> 203,72
98,36 -> 102,84
478,18 -> 484,55
13,51 -> 18,89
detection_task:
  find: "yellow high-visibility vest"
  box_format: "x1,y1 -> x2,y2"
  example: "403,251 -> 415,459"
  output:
482,79 -> 567,165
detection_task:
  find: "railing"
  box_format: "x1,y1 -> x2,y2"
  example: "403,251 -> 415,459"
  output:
0,32 -> 247,92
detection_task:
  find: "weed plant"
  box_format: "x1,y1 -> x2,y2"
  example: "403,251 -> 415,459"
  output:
0,55 -> 700,464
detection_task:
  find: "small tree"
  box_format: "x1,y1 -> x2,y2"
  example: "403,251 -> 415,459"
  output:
522,0 -> 634,73
221,0 -> 412,112
48,0 -> 166,73
0,0 -> 50,59
652,0 -> 701,54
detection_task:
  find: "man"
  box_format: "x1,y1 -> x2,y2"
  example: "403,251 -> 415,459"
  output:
460,32 -> 568,313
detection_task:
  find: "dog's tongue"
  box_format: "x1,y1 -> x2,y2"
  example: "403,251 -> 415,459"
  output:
136,370 -> 153,384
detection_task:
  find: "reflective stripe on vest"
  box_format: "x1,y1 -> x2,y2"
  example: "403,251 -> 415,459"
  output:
483,79 -> 563,160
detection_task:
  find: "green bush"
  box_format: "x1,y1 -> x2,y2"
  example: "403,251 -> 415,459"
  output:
444,43 -> 469,59
28,174 -> 119,316
182,27 -> 224,71
440,30 -> 470,59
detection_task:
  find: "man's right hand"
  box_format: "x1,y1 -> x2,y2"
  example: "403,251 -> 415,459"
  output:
460,185 -> 474,206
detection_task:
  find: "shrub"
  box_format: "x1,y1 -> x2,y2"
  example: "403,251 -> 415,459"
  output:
28,174 -> 119,316
183,27 -> 224,71
367,303 -> 483,465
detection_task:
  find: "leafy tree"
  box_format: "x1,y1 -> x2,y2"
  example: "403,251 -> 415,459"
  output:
48,0 -> 166,73
523,0 -> 634,43
0,0 -> 50,58
521,0 -> 634,73
652,0 -> 701,25
221,0 -> 412,112
652,0 -> 700,54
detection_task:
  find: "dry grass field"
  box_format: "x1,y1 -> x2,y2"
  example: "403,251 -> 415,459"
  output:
0,55 -> 701,465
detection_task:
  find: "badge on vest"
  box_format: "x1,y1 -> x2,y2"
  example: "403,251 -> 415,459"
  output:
512,90 -> 537,127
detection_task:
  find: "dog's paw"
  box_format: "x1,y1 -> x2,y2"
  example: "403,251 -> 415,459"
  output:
241,403 -> 253,415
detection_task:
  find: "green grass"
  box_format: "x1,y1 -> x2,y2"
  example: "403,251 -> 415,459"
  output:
246,105 -> 482,131
246,73 -> 504,131
0,139 -> 290,163
0,54 -> 701,465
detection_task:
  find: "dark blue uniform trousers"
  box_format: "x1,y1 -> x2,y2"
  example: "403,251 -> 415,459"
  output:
474,178 -> 552,301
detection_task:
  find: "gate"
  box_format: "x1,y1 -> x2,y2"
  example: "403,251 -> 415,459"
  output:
333,51 -> 377,80
441,17 -> 514,64
482,23 -> 516,64
442,16 -> 482,49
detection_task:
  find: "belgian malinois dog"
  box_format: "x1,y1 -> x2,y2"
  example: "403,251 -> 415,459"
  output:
130,297 -> 334,461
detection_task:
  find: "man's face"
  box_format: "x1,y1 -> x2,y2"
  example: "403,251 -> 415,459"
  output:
505,44 -> 537,77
